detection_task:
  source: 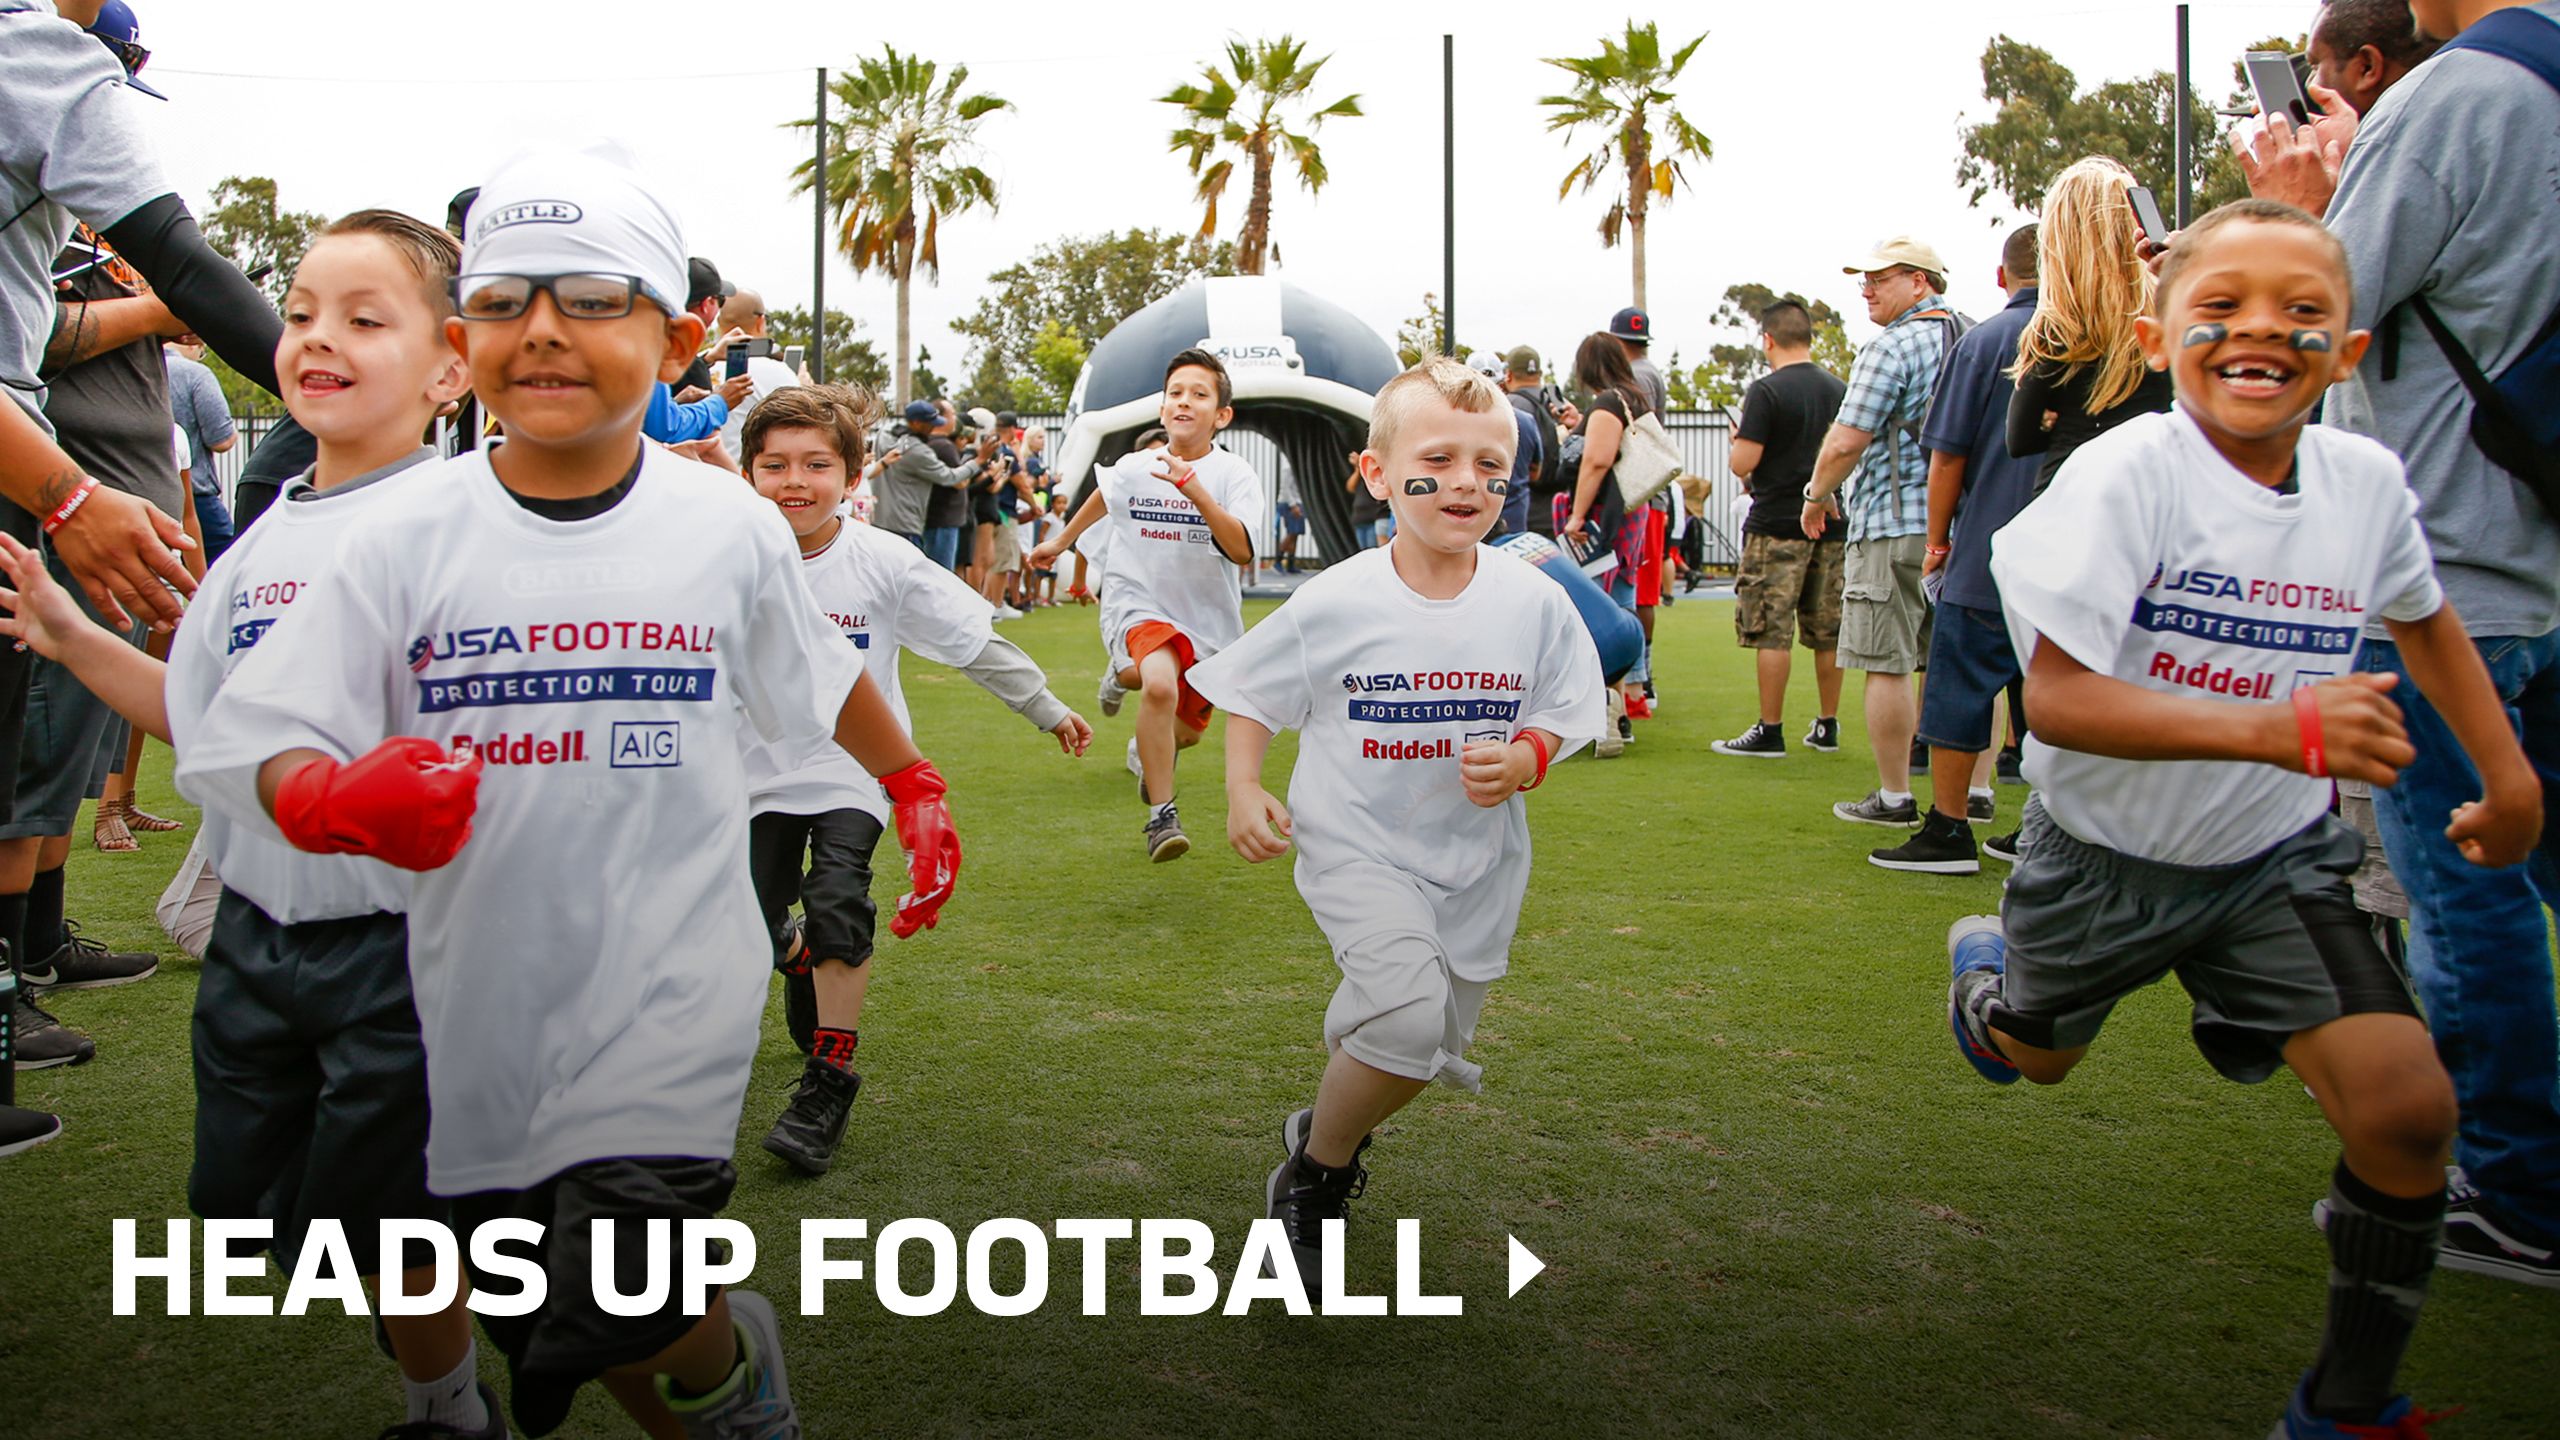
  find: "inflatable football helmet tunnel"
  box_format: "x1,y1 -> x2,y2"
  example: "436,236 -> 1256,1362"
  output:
1056,276 -> 1402,564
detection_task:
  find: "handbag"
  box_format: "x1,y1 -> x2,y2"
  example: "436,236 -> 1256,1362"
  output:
1609,405 -> 1684,510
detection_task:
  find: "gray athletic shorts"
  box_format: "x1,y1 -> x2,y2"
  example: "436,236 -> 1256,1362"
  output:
1992,795 -> 2418,1082
0,544 -> 143,838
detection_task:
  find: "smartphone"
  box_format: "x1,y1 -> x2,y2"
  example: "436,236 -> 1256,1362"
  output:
723,336 -> 776,378
2126,185 -> 2169,245
2244,50 -> 2324,128
782,343 -> 804,373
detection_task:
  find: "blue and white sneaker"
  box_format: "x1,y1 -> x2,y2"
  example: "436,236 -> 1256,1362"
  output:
663,1289 -> 799,1439
2268,1370 -> 2458,1438
1947,915 -> 2019,1085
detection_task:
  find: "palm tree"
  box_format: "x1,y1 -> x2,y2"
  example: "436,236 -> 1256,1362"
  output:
789,48 -> 1009,404
1540,22 -> 1714,310
1160,36 -> 1362,276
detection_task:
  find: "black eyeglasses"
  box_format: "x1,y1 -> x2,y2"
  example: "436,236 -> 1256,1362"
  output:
450,273 -> 674,322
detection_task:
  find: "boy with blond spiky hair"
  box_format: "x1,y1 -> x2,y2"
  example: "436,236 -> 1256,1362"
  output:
1189,357 -> 1605,1305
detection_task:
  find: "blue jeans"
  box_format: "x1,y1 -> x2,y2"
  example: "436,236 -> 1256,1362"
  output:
923,525 -> 964,572
2360,631 -> 2560,1243
192,486 -> 235,566
1606,574 -> 1651,684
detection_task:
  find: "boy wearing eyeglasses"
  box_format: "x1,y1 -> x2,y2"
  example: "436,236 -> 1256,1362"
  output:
178,142 -> 964,1440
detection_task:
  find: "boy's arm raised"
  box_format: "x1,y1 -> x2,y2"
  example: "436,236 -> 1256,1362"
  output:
0,533 -> 170,741
1223,715 -> 1293,863
2023,634 -> 2414,781
2380,603 -> 2543,867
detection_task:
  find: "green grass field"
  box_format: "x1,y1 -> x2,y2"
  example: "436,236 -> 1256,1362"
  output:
3,595 -> 2554,1438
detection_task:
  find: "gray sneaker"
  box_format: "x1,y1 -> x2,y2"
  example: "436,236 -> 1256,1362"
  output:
662,1290 -> 798,1439
1098,667 -> 1126,718
1833,790 -> 1920,827
1145,804 -> 1190,862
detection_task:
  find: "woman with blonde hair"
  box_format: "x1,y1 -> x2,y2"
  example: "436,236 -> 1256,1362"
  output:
2008,156 -> 2174,489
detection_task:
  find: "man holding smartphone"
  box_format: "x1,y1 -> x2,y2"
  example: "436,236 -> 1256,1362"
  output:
712,287 -> 797,463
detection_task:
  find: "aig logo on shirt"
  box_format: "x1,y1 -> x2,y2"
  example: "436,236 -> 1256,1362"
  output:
609,721 -> 681,769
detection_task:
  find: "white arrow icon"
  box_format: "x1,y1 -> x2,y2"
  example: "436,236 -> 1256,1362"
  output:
1506,1235 -> 1546,1297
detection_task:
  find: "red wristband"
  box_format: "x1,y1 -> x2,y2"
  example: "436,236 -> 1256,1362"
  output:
41,477 -> 99,536
1517,731 -> 1551,791
2292,686 -> 2327,778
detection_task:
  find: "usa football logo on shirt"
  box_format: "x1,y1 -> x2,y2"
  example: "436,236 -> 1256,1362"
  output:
408,636 -> 434,674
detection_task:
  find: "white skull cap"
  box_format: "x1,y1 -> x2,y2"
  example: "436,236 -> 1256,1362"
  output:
460,140 -> 687,316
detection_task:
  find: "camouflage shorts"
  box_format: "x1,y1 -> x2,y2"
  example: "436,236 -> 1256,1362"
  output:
1733,532 -> 1845,652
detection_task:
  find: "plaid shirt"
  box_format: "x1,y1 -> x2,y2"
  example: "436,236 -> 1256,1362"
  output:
1835,296 -> 1959,542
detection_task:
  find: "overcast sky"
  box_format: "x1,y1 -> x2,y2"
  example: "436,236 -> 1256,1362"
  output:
129,0 -> 2314,390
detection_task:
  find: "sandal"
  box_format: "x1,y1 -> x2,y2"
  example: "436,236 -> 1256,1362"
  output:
107,796 -> 183,833
92,802 -> 137,854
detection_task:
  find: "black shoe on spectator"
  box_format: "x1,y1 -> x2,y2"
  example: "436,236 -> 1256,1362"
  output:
1996,746 -> 2025,785
1712,722 -> 1787,758
1870,811 -> 1980,874
1983,830 -> 2023,865
1803,717 -> 1840,753
1910,740 -> 1931,775
12,991 -> 94,1069
20,920 -> 157,991
0,1104 -> 62,1158
1968,792 -> 1995,824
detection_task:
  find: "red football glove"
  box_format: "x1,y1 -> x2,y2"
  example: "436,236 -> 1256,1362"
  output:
881,759 -> 959,938
273,737 -> 482,871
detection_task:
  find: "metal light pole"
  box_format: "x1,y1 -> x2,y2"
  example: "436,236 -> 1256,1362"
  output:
2173,5 -> 2194,228
1443,33 -> 1455,357
812,66 -> 829,382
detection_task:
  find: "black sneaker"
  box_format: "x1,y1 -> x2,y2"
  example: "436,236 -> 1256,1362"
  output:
19,921 -> 156,991
1869,811 -> 1981,874
1833,789 -> 1919,827
1144,804 -> 1190,862
12,991 -> 95,1069
376,1380 -> 508,1439
1711,722 -> 1787,758
1910,740 -> 1931,774
1982,830 -> 2023,864
762,1058 -> 862,1176
1996,746 -> 2025,785
0,1103 -> 62,1158
2439,1194 -> 2560,1289
1803,717 -> 1840,753
1265,1106 -> 1369,1305
1968,791 -> 1995,824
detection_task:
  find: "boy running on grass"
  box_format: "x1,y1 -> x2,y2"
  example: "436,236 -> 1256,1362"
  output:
1189,358 -> 1605,1300
177,142 -> 962,1440
1030,358 -> 1259,861
0,208 -> 501,1438
738,384 -> 1089,1176
1948,200 -> 2541,1439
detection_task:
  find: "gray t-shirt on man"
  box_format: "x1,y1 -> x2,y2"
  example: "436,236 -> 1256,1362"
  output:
2325,1 -> 2560,639
0,0 -> 169,432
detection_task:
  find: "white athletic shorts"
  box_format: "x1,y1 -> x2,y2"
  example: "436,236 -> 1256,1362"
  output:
1304,858 -> 1526,1092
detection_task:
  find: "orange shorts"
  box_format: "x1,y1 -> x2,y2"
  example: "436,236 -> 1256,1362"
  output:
1125,620 -> 1216,733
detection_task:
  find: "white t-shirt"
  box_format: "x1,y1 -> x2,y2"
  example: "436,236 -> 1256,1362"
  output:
1187,544 -> 1606,979
164,454 -> 435,924
746,518 -> 996,820
177,446 -> 864,1193
1991,408 -> 2442,867
716,354 -> 801,462
1091,443 -> 1261,654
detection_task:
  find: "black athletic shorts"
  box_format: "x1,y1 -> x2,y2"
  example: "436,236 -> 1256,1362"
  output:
189,891 -> 440,1276
453,1157 -> 738,1438
1992,796 -> 2420,1082
972,487 -> 1004,527
748,808 -> 883,970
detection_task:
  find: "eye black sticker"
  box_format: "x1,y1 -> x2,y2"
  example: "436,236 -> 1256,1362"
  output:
2182,322 -> 2228,348
2289,329 -> 2333,353
1486,476 -> 1510,496
1403,476 -> 1440,496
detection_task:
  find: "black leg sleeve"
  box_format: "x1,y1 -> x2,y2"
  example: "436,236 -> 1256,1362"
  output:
99,194 -> 283,397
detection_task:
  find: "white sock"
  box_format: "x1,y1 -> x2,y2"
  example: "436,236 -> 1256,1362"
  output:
1880,789 -> 1913,807
404,1341 -> 486,1430
1150,799 -> 1177,823
1970,786 -> 1995,801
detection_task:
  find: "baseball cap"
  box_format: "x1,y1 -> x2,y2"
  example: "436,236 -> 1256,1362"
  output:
1843,236 -> 1949,277
1607,307 -> 1651,344
83,1 -> 167,101
965,406 -> 998,431
902,399 -> 939,425
1503,346 -> 1541,378
995,410 -> 1018,428
1466,351 -> 1504,378
685,256 -> 731,309
462,142 -> 687,318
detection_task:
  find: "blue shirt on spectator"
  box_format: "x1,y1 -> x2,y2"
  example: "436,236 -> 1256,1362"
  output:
1835,293 -> 1961,542
164,348 -> 234,495
642,381 -> 728,444
1917,286 -> 2037,613
1498,400 -> 1539,539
